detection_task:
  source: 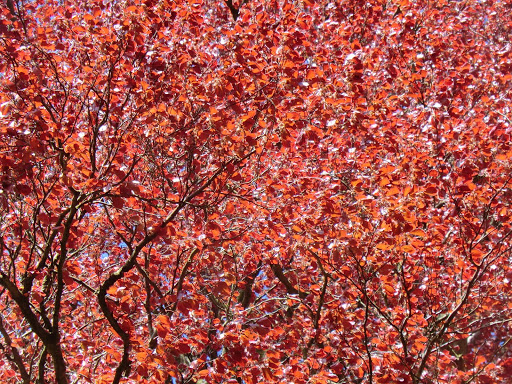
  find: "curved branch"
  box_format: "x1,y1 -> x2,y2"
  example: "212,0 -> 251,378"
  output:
96,158 -> 239,383
270,264 -> 308,299
0,316 -> 29,383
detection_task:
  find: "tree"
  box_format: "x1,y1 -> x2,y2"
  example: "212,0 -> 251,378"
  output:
0,0 -> 511,382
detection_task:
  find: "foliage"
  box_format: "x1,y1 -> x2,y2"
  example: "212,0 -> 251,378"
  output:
1,0 -> 512,383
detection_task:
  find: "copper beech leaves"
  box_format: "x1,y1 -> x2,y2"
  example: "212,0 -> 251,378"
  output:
0,0 -> 512,383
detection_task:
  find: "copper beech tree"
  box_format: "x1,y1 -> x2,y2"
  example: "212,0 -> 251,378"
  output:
1,0 -> 512,383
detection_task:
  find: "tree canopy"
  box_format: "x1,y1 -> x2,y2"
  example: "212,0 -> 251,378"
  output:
1,0 -> 512,383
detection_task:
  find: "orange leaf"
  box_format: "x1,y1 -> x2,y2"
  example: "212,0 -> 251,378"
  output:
225,201 -> 235,214
262,367 -> 274,381
379,177 -> 390,187
386,186 -> 400,196
475,355 -> 486,366
377,243 -> 393,250
410,229 -> 426,237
